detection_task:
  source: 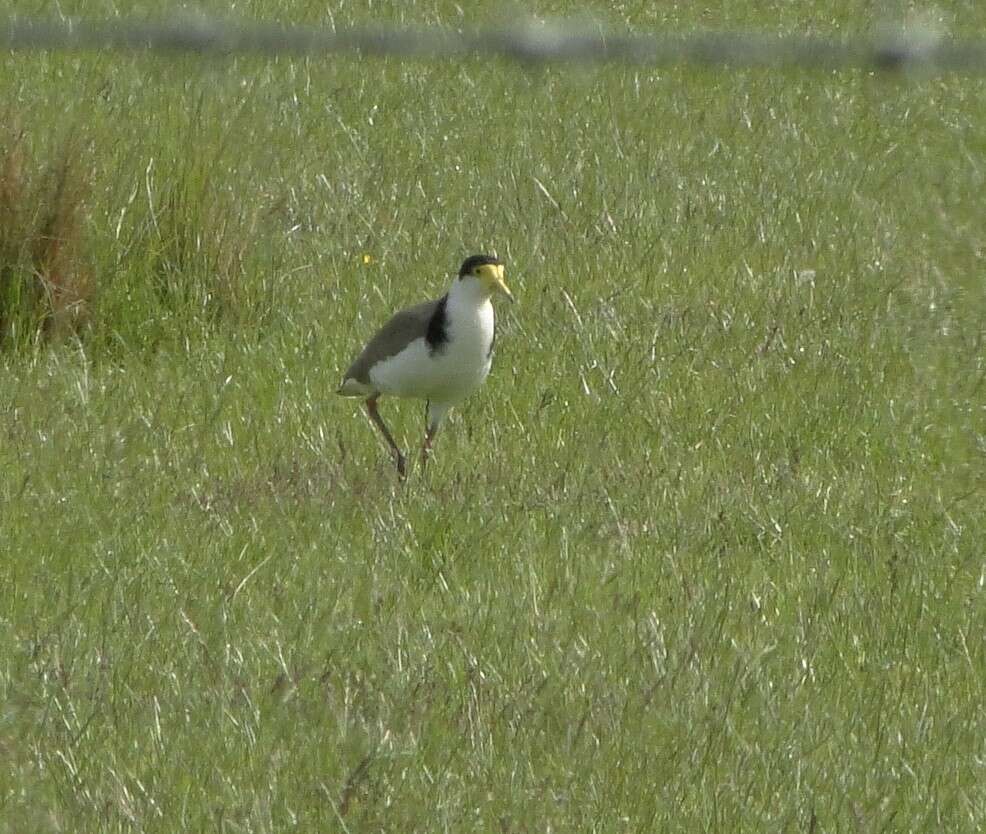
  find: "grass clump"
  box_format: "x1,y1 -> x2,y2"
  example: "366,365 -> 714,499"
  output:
0,129 -> 93,345
0,117 -> 284,354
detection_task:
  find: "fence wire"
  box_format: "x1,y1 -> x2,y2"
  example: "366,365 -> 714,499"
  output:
3,16 -> 986,74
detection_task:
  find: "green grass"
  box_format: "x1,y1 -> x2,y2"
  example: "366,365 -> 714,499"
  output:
2,1 -> 986,831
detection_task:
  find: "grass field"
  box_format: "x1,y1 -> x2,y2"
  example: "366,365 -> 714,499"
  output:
3,1 -> 986,830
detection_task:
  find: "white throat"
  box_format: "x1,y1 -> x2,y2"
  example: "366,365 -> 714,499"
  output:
443,274 -> 496,362
447,274 -> 493,308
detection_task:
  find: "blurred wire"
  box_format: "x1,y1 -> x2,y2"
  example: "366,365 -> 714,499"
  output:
2,16 -> 985,74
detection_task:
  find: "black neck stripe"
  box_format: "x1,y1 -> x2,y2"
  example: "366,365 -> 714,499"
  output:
425,294 -> 449,353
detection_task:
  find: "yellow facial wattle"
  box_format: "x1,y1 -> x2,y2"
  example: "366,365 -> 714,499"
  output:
477,263 -> 514,302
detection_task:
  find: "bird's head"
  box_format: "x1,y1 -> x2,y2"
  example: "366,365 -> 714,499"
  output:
458,254 -> 514,302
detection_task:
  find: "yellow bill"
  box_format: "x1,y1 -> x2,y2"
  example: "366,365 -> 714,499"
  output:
490,263 -> 514,303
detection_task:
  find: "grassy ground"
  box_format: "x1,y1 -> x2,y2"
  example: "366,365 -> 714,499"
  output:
2,1 -> 986,831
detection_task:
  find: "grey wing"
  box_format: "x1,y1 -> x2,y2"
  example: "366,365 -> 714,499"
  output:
343,299 -> 439,385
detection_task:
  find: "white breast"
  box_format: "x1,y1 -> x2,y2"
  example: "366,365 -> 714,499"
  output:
369,295 -> 494,404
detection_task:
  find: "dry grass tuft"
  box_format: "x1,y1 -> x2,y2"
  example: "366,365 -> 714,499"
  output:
0,127 -> 93,345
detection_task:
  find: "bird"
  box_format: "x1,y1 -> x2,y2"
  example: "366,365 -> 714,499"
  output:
337,254 -> 514,477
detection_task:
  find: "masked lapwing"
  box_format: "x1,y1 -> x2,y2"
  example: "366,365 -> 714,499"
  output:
337,254 -> 514,477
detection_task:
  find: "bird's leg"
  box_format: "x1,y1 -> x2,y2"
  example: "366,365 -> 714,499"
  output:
420,401 -> 450,471
365,396 -> 406,477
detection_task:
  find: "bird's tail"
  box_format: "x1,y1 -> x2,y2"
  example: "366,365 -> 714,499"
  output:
337,377 -> 373,397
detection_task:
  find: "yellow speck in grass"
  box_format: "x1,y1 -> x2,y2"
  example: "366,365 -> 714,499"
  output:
361,253 -> 375,266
